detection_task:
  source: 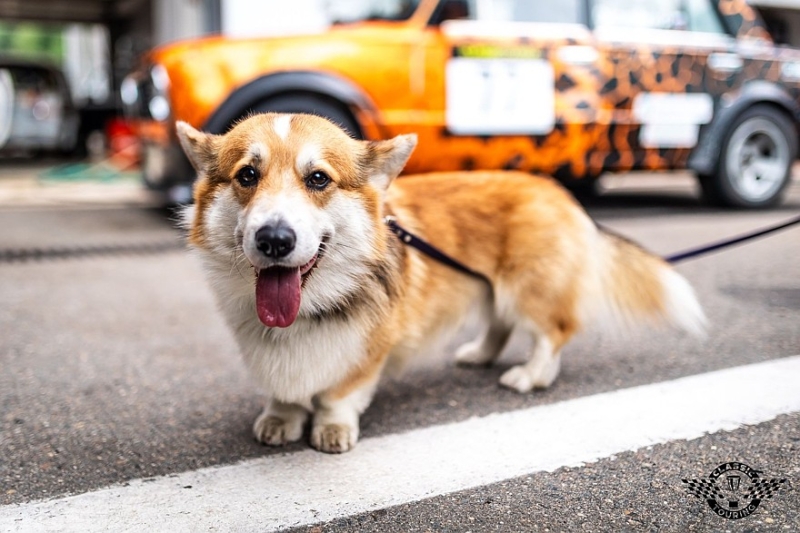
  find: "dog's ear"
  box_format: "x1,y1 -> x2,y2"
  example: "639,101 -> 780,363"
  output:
364,134 -> 417,190
176,121 -> 219,173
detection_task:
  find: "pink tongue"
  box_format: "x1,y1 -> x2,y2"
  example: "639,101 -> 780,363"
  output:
255,267 -> 302,328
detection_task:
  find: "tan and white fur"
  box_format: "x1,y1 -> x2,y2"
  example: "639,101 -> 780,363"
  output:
177,113 -> 706,454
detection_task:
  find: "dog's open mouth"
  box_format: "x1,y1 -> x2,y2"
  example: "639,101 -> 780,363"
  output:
254,240 -> 326,329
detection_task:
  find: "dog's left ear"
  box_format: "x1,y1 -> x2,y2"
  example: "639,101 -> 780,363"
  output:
365,134 -> 417,190
175,121 -> 219,174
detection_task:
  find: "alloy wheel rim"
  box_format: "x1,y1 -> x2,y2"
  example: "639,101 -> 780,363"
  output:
726,117 -> 789,202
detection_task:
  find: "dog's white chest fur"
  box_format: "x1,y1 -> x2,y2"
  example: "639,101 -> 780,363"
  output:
204,260 -> 366,405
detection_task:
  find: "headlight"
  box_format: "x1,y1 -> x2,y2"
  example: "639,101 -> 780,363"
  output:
148,95 -> 170,121
150,64 -> 170,93
120,76 -> 139,106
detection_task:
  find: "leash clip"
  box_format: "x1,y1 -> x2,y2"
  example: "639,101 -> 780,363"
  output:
383,215 -> 409,241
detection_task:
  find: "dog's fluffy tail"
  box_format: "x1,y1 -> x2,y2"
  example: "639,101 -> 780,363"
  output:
583,230 -> 707,336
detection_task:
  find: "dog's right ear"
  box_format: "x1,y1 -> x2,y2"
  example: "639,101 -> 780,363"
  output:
364,134 -> 417,191
176,121 -> 219,173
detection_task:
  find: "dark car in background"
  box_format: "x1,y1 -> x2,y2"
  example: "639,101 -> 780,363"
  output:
0,59 -> 79,155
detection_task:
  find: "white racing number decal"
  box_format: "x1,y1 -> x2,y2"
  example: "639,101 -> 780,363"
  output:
446,56 -> 555,135
633,92 -> 714,148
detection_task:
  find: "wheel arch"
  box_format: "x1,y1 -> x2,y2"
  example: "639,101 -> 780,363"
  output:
202,71 -> 380,137
688,81 -> 800,177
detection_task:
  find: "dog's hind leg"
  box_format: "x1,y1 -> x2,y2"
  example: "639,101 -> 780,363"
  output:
455,315 -> 513,366
495,267 -> 581,393
455,289 -> 513,366
253,400 -> 309,446
498,315 -> 577,393
499,333 -> 561,393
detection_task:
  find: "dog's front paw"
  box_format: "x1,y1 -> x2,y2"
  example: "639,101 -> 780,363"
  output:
310,423 -> 357,454
253,413 -> 304,446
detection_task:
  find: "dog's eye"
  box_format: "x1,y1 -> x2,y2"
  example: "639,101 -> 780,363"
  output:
305,171 -> 331,191
236,166 -> 259,187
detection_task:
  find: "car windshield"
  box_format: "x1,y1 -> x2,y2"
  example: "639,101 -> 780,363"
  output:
466,0 -> 585,24
325,0 -> 421,23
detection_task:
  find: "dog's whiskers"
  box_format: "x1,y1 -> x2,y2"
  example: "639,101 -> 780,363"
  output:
229,246 -> 250,281
326,241 -> 361,252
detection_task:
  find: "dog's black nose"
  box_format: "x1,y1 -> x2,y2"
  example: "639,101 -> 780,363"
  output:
255,223 -> 296,258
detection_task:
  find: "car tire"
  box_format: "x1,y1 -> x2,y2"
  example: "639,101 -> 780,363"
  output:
700,105 -> 797,208
563,176 -> 600,199
250,94 -> 362,139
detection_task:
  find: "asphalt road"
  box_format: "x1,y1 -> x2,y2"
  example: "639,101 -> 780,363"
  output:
0,172 -> 798,531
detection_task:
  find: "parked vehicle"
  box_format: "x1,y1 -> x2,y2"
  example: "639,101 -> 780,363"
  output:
0,59 -> 79,155
123,0 -> 800,207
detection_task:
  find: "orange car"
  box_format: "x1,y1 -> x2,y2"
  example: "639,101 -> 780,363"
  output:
123,0 -> 800,207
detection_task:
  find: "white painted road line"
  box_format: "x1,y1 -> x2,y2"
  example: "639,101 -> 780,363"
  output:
3,355 -> 800,532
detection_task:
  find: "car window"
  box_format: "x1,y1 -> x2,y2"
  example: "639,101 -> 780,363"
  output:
453,0 -> 584,24
593,0 -> 725,34
327,0 -> 420,22
756,6 -> 800,46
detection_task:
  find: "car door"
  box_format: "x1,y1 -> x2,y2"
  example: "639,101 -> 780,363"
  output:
588,0 -> 733,172
420,0 -> 606,177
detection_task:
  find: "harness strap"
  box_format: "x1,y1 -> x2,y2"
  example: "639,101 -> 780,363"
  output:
384,216 -> 490,283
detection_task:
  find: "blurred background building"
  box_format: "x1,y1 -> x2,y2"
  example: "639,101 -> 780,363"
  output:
1,0 -> 219,155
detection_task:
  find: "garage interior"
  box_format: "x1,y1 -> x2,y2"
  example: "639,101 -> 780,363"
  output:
0,0 -> 219,155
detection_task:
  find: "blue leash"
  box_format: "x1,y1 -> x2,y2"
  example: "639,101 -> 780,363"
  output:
664,214 -> 800,264
386,214 -> 800,276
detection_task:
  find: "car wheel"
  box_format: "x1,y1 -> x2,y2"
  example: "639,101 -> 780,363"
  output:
701,105 -> 797,208
563,176 -> 600,199
250,94 -> 362,139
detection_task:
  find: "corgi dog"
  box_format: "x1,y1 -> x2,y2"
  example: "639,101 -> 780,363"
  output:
177,113 -> 705,454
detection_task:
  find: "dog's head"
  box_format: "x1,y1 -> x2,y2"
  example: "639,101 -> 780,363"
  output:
177,113 -> 416,328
